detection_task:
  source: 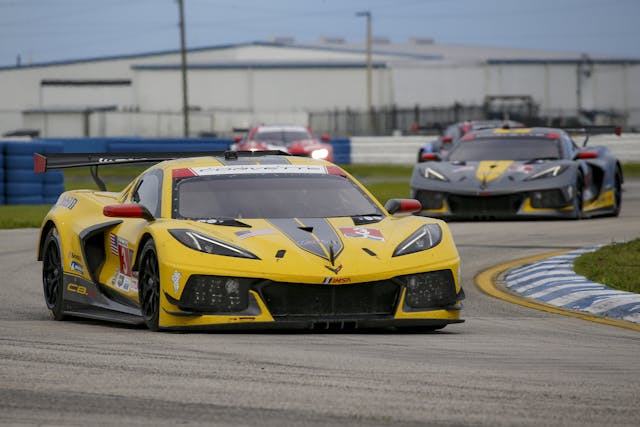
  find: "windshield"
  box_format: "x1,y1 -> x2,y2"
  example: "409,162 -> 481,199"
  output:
447,137 -> 562,161
252,130 -> 311,145
173,174 -> 382,219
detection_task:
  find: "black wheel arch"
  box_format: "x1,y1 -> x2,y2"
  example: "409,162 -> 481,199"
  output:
133,232 -> 155,273
38,220 -> 57,261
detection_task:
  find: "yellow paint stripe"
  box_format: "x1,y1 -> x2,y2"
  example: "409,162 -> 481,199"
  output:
475,160 -> 513,183
475,251 -> 640,332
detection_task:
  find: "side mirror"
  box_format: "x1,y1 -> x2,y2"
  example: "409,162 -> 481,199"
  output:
420,152 -> 441,162
575,151 -> 599,160
233,136 -> 242,143
103,204 -> 154,221
384,199 -> 422,215
321,135 -> 331,142
441,136 -> 453,143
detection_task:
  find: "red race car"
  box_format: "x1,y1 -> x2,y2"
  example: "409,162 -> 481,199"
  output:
231,125 -> 333,162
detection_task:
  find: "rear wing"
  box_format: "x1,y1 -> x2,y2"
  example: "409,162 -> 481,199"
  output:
562,126 -> 622,146
34,150 -> 289,191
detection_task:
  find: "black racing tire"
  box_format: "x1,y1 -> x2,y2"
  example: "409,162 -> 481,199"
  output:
138,239 -> 161,331
571,173 -> 584,220
42,227 -> 65,320
611,171 -> 623,217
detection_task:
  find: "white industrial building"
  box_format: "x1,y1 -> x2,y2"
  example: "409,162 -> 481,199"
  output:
1,39 -> 638,137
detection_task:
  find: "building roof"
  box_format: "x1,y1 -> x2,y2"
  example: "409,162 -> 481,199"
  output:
1,39 -> 637,72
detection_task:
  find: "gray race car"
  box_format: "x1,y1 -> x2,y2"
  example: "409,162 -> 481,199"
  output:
410,127 -> 623,220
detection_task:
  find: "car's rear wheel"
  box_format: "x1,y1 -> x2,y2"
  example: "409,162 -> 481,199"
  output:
42,227 -> 65,320
572,174 -> 584,219
139,240 -> 160,331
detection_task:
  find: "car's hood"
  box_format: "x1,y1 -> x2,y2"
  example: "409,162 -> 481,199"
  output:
158,215 -> 458,284
418,160 -> 573,188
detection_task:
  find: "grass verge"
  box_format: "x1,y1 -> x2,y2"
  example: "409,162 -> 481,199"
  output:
573,239 -> 640,293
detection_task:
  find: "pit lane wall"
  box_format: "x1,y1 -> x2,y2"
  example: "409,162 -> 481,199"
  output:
0,134 -> 637,204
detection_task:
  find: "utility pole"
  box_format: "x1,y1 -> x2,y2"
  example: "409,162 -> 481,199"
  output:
356,11 -> 372,113
178,0 -> 189,137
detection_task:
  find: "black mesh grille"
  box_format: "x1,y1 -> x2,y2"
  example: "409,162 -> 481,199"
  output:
260,280 -> 400,318
448,194 -> 522,214
179,275 -> 251,313
530,189 -> 567,208
415,190 -> 445,210
401,270 -> 457,309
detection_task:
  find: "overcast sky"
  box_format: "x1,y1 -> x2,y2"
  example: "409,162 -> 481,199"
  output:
1,0 -> 639,67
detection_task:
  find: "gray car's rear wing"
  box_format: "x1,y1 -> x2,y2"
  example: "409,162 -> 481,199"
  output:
562,126 -> 622,146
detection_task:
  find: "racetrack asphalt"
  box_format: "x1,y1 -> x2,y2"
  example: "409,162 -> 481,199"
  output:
477,247 -> 640,331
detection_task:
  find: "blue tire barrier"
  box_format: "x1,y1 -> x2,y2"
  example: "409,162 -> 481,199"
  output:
42,141 -> 64,154
36,138 -> 109,153
43,195 -> 60,204
5,141 -> 45,156
43,169 -> 64,183
6,182 -> 43,196
4,154 -> 33,170
328,138 -> 351,164
43,182 -> 65,197
108,141 -> 232,153
5,169 -> 44,183
7,195 -> 44,205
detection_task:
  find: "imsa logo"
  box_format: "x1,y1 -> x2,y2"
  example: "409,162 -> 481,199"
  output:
322,277 -> 352,284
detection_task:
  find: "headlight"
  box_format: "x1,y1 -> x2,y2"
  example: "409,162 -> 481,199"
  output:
525,165 -> 568,181
311,148 -> 329,159
393,224 -> 442,257
423,167 -> 448,182
169,229 -> 259,259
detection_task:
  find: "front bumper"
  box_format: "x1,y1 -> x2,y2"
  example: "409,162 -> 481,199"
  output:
159,269 -> 465,329
413,188 -> 577,220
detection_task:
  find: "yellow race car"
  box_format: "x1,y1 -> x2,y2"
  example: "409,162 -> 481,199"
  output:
35,151 -> 464,331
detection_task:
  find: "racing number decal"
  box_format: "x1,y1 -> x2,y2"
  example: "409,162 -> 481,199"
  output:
118,244 -> 132,276
111,233 -> 133,277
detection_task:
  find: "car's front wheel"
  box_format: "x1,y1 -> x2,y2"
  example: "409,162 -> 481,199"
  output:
571,174 -> 584,219
139,239 -> 160,331
42,227 -> 65,320
611,170 -> 623,217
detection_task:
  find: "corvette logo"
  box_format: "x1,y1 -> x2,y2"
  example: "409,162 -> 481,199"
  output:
324,264 -> 343,274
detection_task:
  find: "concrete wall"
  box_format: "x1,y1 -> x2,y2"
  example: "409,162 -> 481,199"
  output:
133,67 -> 391,112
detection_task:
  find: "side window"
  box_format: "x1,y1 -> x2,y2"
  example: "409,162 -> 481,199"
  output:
131,170 -> 163,217
564,135 -> 578,159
